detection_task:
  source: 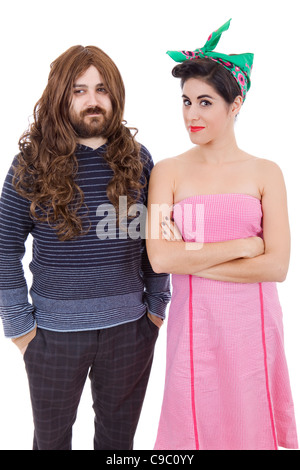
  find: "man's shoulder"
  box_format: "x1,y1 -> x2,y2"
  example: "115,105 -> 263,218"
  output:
137,144 -> 154,178
139,143 -> 153,162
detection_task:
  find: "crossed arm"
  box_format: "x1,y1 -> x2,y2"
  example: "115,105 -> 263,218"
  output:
146,159 -> 290,283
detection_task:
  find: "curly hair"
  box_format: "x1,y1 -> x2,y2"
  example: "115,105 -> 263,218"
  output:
13,45 -> 144,241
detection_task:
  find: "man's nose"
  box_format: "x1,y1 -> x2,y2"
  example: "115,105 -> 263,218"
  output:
86,90 -> 100,107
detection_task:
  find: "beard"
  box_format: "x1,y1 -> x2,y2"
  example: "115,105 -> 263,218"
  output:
70,106 -> 112,139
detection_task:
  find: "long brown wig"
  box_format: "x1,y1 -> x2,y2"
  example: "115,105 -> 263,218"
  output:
13,45 -> 144,241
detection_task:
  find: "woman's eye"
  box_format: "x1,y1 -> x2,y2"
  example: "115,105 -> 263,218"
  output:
183,99 -> 191,106
200,100 -> 212,107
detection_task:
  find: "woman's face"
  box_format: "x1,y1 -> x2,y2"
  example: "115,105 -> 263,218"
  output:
181,78 -> 241,146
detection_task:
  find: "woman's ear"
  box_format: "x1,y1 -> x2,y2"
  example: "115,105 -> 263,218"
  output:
231,95 -> 243,117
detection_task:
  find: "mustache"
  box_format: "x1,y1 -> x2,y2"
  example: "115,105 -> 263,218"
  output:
80,106 -> 106,118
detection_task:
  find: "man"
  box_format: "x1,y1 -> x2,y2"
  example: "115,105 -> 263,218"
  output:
0,45 -> 170,450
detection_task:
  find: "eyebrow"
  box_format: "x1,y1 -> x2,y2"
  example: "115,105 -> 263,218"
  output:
182,94 -> 215,100
73,82 -> 105,88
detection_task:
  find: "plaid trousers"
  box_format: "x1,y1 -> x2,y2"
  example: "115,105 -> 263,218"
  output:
23,314 -> 158,450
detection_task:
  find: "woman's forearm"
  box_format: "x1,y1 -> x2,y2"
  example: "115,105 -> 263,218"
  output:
147,237 -> 256,275
194,253 -> 288,283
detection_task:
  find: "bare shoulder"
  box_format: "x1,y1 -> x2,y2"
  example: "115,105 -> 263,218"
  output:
253,157 -> 285,185
151,154 -> 184,180
152,147 -> 198,172
248,156 -> 286,199
252,156 -> 283,174
242,152 -> 284,181
148,157 -> 178,198
152,156 -> 177,171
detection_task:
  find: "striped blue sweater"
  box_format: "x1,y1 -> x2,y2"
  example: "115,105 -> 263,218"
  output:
0,144 -> 171,338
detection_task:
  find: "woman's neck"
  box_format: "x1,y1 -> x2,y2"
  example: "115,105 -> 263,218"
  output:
193,135 -> 242,165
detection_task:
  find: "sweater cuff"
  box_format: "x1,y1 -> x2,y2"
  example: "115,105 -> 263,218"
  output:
0,288 -> 36,338
144,292 -> 171,320
0,305 -> 36,338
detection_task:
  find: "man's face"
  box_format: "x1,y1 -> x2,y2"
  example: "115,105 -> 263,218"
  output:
69,65 -> 113,139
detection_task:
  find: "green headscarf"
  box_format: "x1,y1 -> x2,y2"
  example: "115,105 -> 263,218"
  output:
167,19 -> 254,101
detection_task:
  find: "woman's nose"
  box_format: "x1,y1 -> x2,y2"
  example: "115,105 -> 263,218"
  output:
188,104 -> 202,121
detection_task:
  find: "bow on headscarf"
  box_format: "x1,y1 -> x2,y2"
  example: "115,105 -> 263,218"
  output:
167,19 -> 254,101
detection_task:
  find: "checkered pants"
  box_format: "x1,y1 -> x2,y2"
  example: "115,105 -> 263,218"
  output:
23,314 -> 158,450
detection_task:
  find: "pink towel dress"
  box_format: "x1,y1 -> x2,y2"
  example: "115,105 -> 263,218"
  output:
154,193 -> 298,450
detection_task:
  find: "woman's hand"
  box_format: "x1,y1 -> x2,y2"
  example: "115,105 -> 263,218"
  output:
244,236 -> 265,258
161,216 -> 183,242
161,218 -> 264,260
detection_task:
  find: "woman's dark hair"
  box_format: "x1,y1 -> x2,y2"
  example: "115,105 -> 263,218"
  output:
172,58 -> 241,104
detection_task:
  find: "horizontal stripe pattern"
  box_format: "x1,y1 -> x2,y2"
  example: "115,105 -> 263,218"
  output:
34,305 -> 146,332
0,302 -> 36,338
0,144 -> 171,337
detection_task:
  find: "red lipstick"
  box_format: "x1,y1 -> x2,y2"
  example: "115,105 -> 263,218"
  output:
190,126 -> 205,133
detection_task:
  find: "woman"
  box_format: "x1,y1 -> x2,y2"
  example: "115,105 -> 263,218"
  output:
146,20 -> 298,450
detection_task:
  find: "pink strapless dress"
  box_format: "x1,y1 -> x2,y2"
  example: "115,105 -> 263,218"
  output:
154,194 -> 298,450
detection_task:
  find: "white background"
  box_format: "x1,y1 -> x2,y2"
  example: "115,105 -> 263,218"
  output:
0,0 -> 299,450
